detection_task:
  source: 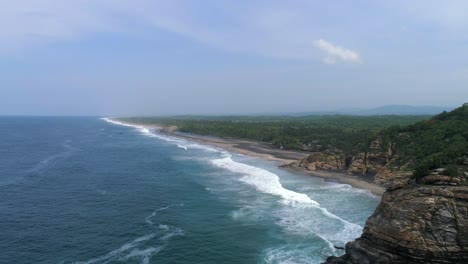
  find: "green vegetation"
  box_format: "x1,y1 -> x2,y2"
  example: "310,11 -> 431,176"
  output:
122,115 -> 430,153
379,105 -> 468,181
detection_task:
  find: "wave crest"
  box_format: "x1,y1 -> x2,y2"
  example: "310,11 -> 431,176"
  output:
211,156 -> 319,206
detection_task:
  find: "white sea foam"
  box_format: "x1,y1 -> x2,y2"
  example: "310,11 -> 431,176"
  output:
102,118 -> 221,153
262,245 -> 323,264
101,117 -> 138,128
211,156 -> 319,206
145,203 -> 184,225
159,226 -> 185,241
184,143 -> 219,152
102,118 -> 156,136
177,144 -> 188,150
74,234 -> 156,264
211,155 -> 364,248
274,203 -> 363,247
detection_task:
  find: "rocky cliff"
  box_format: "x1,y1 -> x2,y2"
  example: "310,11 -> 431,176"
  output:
290,146 -> 346,171
312,105 -> 468,263
285,140 -> 398,184
324,181 -> 468,264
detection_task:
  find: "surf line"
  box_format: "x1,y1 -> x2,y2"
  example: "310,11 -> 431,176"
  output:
102,118 -> 219,153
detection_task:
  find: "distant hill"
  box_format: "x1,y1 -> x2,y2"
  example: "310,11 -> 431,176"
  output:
352,105 -> 454,116
281,105 -> 454,116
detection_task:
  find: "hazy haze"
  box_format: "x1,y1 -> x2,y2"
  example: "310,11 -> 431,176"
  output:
0,1 -> 467,116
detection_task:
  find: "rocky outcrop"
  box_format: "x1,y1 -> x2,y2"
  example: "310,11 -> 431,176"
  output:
289,149 -> 396,183
323,184 -> 468,264
347,152 -> 388,175
285,147 -> 346,171
288,138 -> 408,186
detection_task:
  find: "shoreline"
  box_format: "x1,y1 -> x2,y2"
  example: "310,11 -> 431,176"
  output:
111,119 -> 385,196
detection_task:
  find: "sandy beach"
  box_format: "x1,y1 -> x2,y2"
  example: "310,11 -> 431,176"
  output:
174,131 -> 385,196
118,120 -> 385,196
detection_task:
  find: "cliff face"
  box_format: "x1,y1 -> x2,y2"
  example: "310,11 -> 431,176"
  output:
292,149 -> 346,171
347,151 -> 388,175
287,145 -> 396,184
324,183 -> 468,264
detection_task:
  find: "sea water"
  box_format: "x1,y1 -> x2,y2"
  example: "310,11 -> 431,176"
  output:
0,117 -> 379,264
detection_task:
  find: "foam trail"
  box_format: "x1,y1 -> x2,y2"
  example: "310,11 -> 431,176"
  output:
211,156 -> 319,206
75,225 -> 184,264
159,226 -> 185,241
320,207 -> 362,230
102,118 -> 220,153
74,234 -> 156,264
26,140 -> 74,175
101,117 -> 140,128
102,118 -> 156,136
263,245 -> 322,264
145,203 -> 184,225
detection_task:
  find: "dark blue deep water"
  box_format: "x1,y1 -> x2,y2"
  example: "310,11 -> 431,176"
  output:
0,117 -> 379,264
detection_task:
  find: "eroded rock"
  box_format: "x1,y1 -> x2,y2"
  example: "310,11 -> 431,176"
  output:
323,185 -> 468,264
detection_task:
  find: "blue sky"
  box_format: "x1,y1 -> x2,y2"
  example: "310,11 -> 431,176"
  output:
0,0 -> 467,115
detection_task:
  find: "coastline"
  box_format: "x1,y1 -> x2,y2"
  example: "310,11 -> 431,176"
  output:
112,119 -> 385,196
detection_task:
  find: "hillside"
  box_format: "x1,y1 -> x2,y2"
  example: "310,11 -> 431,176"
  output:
378,104 -> 468,182
352,105 -> 453,115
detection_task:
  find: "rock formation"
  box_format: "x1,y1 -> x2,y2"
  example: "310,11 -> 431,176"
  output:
288,150 -> 346,171
323,183 -> 468,264
346,152 -> 389,175
286,147 -> 395,183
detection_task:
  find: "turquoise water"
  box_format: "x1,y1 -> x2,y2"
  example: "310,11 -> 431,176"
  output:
0,117 -> 379,264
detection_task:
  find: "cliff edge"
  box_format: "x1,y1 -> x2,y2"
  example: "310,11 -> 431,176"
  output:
324,182 -> 468,264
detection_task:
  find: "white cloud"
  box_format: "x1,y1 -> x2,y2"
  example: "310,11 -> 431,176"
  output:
313,39 -> 361,64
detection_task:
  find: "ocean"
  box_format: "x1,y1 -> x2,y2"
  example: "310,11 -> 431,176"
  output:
0,117 -> 379,264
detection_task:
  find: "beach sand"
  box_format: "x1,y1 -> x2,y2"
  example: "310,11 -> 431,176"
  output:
120,120 -> 385,196
173,132 -> 385,196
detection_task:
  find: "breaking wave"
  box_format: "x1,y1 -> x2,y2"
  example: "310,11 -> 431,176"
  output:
211,156 -> 319,206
